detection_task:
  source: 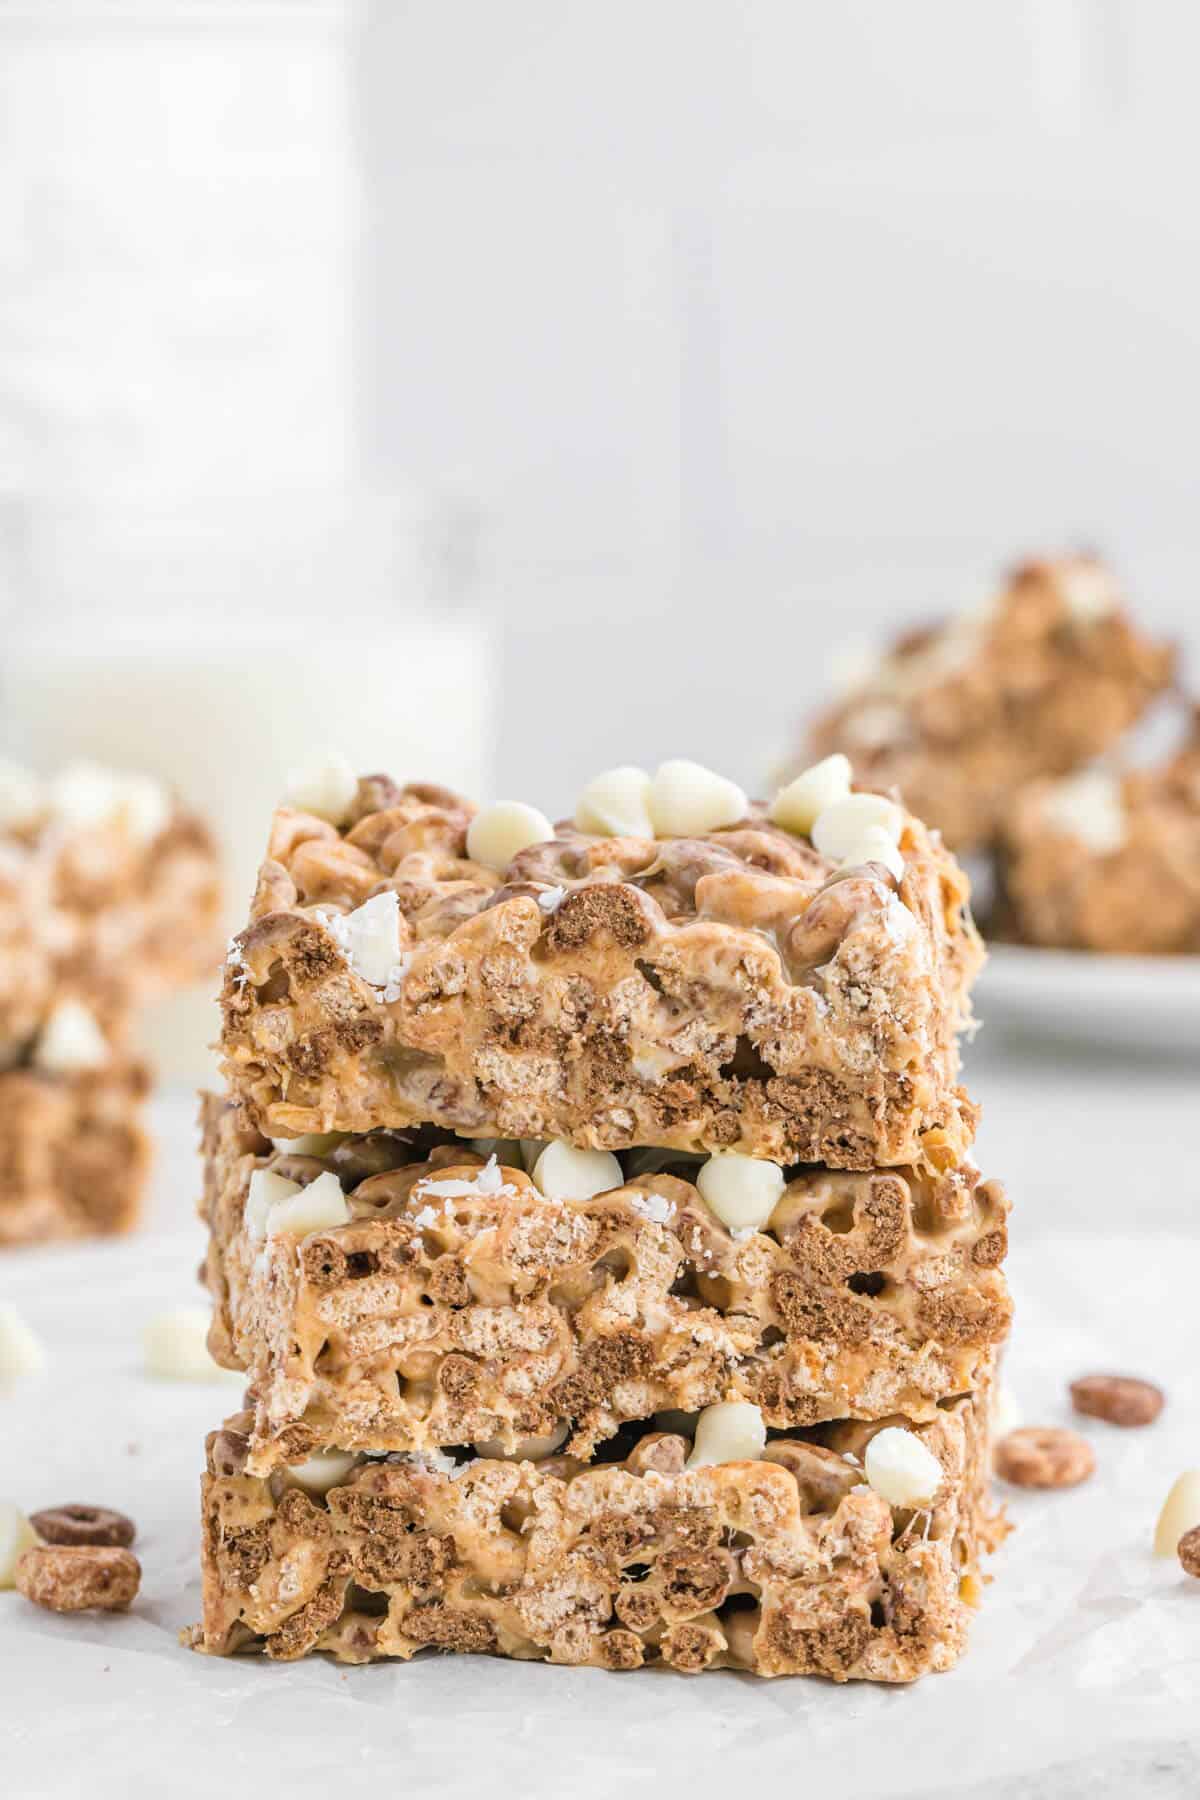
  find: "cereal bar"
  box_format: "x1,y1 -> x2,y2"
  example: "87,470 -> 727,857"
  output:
0,1056 -> 151,1247
799,556 -> 1174,853
220,767 -> 982,1169
199,1096 -> 1009,1474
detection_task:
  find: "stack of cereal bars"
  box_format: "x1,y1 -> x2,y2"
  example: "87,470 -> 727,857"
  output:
0,760 -> 220,1247
194,751 -> 1009,1681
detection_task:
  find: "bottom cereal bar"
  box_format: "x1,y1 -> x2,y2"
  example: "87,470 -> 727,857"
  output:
0,1058 -> 151,1247
193,1378 -> 1003,1681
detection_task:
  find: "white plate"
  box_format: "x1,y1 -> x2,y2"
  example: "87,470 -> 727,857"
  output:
977,942 -> 1200,1054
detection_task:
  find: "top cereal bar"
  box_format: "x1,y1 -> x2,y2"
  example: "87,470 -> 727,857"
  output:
220,755 -> 982,1169
799,555 -> 1174,853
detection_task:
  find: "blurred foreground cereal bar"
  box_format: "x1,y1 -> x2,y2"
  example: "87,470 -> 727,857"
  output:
193,753 -> 1007,1681
795,556 -> 1174,855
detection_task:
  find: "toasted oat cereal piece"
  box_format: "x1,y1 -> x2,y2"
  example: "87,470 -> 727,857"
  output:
30,1504 -> 135,1549
795,555 -> 1174,853
1177,1526 -> 1200,1579
994,1426 -> 1095,1489
1069,1374 -> 1164,1428
220,768 -> 982,1169
15,1543 -> 140,1613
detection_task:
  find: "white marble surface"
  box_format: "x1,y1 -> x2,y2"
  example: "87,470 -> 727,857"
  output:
2,1032 -> 1198,1799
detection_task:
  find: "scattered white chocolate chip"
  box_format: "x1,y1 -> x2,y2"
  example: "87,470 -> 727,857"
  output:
1059,559 -> 1119,623
472,1426 -> 569,1462
270,1132 -> 347,1157
244,1168 -> 302,1243
838,824 -> 905,882
991,1383 -> 1022,1440
279,1450 -> 359,1496
0,760 -> 44,831
575,766 -> 654,839
33,1000 -> 109,1074
325,891 -> 403,987
0,1305 -> 45,1382
769,755 -> 852,836
1153,1470 -> 1200,1557
143,1306 -> 235,1382
466,801 -> 554,875
1040,769 -> 1125,855
0,1503 -> 38,1589
265,1171 -> 350,1238
696,1153 -> 785,1236
811,792 -> 903,861
864,1427 -> 943,1508
686,1400 -> 767,1469
118,773 -> 171,844
531,1140 -> 623,1201
285,749 -> 359,825
646,760 -> 747,838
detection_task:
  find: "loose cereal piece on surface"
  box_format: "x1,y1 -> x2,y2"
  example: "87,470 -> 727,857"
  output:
1177,1526 -> 1200,1579
1069,1374 -> 1164,1428
994,1427 -> 1095,1489
15,1544 -> 140,1613
29,1504 -> 135,1549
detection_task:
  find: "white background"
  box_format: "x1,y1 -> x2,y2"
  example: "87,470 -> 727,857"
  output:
1,2 -> 1200,803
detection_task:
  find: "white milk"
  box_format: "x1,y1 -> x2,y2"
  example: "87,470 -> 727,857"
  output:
2,568 -> 493,1080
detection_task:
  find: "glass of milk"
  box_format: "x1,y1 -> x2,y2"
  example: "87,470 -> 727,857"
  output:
0,490 -> 494,1079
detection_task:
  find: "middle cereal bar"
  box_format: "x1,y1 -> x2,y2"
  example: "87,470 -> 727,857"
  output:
201,1098 -> 1009,1477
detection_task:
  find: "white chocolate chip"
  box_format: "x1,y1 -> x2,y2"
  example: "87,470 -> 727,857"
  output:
769,755 -> 852,836
48,763 -> 123,831
326,891 -> 403,987
266,1171 -> 350,1238
472,1426 -> 569,1462
811,792 -> 903,861
119,774 -> 171,845
0,760 -> 44,831
32,1001 -> 109,1075
531,1140 -> 623,1201
143,1306 -> 234,1383
0,1503 -> 38,1589
244,1168 -> 302,1243
1059,559 -> 1119,623
864,1427 -> 943,1508
646,760 -> 747,838
696,1153 -> 785,1236
270,1132 -> 347,1157
285,749 -> 359,825
1153,1470 -> 1200,1557
838,825 -> 905,882
1040,769 -> 1125,855
686,1400 -> 767,1468
466,801 -> 554,875
280,1451 -> 359,1496
0,1305 -> 45,1382
575,766 -> 654,839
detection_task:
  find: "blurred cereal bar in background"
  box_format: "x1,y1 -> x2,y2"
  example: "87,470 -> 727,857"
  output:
794,556 -> 1175,856
997,709 -> 1200,953
0,759 -> 220,1246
